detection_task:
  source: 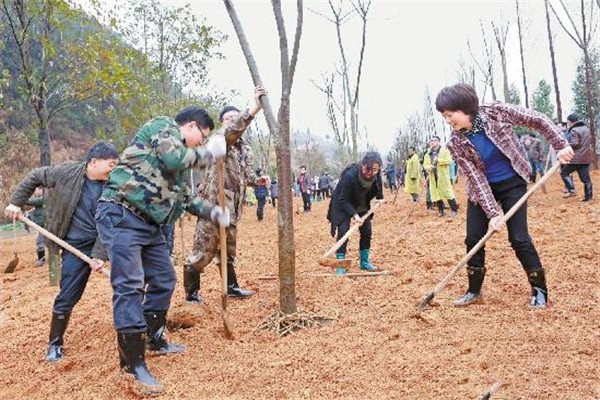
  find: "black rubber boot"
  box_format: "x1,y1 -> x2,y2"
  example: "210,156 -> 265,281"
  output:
46,312 -> 71,363
227,256 -> 254,298
426,201 -> 433,211
582,182 -> 593,202
437,200 -> 445,217
36,250 -> 46,267
527,268 -> 548,308
183,265 -> 202,303
144,311 -> 186,355
448,198 -> 459,216
453,266 -> 485,307
117,331 -> 163,395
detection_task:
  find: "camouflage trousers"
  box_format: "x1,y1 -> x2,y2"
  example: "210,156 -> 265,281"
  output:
184,218 -> 237,272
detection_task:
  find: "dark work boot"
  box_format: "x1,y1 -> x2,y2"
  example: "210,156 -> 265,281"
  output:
183,265 -> 203,304
448,198 -> 459,217
227,256 -> 254,298
582,182 -> 593,202
527,268 -> 548,308
117,331 -> 163,395
437,200 -> 445,217
36,250 -> 46,267
453,266 -> 486,307
144,311 -> 186,355
426,201 -> 433,211
46,312 -> 71,363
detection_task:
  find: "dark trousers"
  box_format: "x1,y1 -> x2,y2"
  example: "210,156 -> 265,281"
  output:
53,240 -> 95,314
336,215 -> 372,254
96,202 -> 176,332
271,197 -> 277,208
561,163 -> 591,193
161,224 -> 175,255
466,176 -> 542,271
301,192 -> 311,211
256,196 -> 266,220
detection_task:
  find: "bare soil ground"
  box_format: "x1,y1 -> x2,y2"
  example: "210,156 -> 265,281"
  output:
1,172 -> 599,399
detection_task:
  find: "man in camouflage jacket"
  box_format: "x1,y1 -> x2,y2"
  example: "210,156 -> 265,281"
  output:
95,87 -> 265,393
183,97 -> 265,302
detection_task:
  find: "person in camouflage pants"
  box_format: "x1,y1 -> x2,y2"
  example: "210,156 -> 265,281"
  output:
95,91 -> 264,392
183,87 -> 267,302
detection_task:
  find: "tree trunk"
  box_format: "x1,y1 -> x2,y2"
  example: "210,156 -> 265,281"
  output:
583,48 -> 598,168
37,108 -> 51,166
545,0 -> 562,122
276,100 -> 296,314
223,0 -> 302,314
516,0 -> 529,108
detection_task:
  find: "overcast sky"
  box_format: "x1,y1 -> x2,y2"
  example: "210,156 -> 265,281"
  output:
179,0 -> 584,154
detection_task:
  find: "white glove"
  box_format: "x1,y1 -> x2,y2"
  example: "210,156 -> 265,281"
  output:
210,205 -> 230,227
4,204 -> 22,220
205,134 -> 226,158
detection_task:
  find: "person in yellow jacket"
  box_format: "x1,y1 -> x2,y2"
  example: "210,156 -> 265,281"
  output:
423,136 -> 459,217
404,146 -> 421,202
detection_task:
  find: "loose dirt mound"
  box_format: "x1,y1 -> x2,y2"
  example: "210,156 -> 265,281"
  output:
1,173 -> 599,399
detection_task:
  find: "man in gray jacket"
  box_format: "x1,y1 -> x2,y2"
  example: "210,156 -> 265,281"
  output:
561,113 -> 594,201
4,142 -> 118,363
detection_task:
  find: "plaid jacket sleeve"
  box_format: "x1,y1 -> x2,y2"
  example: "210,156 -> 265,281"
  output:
488,102 -> 567,151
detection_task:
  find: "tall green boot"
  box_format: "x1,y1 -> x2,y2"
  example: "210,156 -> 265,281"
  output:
335,253 -> 346,275
359,249 -> 378,272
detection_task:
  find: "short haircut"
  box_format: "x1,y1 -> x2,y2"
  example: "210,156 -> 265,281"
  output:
175,107 -> 215,130
85,141 -> 118,163
408,146 -> 416,152
360,151 -> 382,168
300,165 -> 306,169
566,113 -> 580,123
435,83 -> 479,116
219,106 -> 240,122
431,135 -> 441,141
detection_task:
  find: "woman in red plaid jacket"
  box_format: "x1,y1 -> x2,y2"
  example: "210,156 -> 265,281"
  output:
435,84 -> 574,308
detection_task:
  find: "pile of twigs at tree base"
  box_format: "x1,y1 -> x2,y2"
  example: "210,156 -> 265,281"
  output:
255,308 -> 336,336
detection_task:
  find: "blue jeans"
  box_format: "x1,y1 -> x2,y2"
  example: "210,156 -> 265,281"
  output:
53,240 -> 95,314
530,159 -> 543,181
96,202 -> 176,332
256,196 -> 266,220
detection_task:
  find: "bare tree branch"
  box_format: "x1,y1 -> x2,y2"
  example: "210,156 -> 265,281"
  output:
288,0 -> 303,90
548,0 -> 582,47
223,0 -> 278,136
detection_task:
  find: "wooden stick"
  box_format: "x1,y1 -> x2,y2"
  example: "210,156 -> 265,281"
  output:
17,215 -> 110,277
539,148 -> 553,194
258,270 -> 392,280
4,220 -> 19,273
319,202 -> 381,264
401,178 -> 428,224
477,381 -> 502,400
311,270 -> 392,278
217,157 -> 234,338
418,163 -> 560,312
